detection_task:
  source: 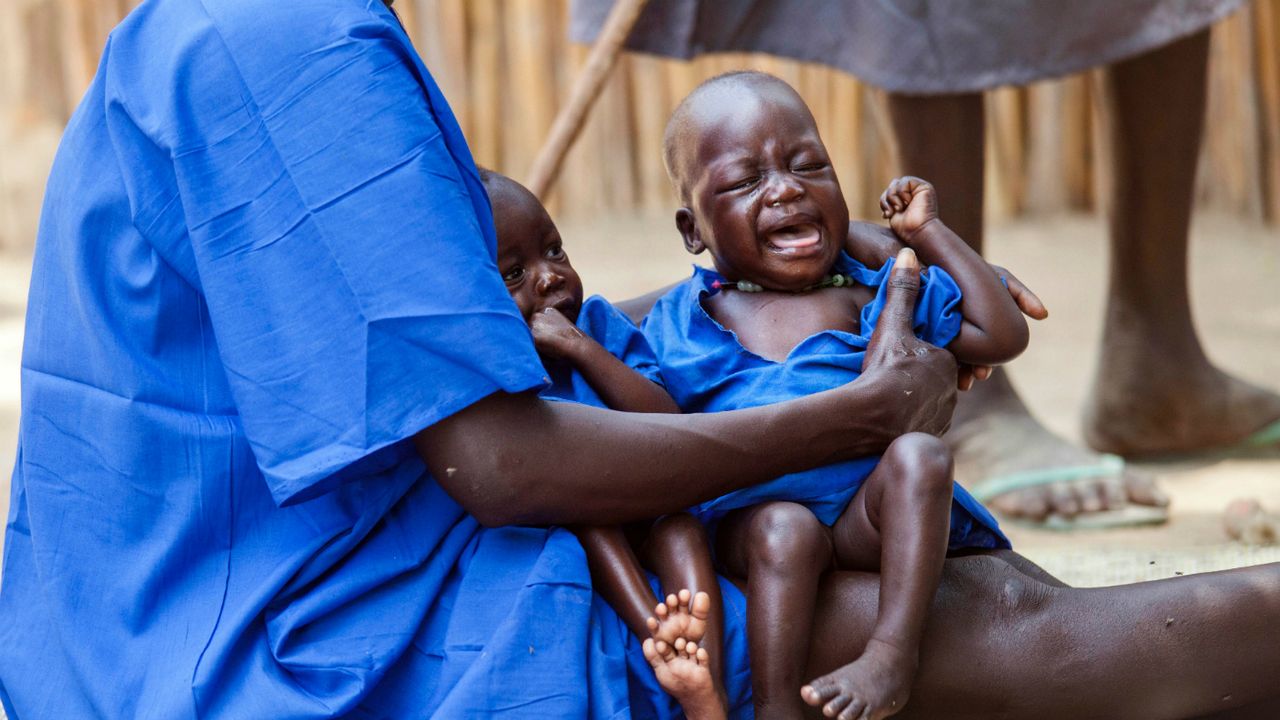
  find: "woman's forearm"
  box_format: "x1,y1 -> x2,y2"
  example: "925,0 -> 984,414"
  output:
417,251 -> 957,527
415,379 -> 910,527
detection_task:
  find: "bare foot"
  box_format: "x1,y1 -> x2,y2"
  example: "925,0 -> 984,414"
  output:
644,590 -> 726,720
800,638 -> 915,720
1085,357 -> 1280,459
647,589 -> 708,648
947,373 -> 1167,523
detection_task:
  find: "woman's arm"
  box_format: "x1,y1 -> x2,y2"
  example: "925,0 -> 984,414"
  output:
880,176 -> 1030,366
415,250 -> 957,527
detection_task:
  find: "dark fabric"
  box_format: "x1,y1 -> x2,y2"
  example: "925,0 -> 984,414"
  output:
570,0 -> 1243,94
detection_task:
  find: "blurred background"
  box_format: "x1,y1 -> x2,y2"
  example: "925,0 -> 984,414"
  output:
0,0 -> 1278,582
1,0 -> 1279,247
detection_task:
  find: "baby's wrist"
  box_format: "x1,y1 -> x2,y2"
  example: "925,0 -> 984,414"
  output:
901,216 -> 947,250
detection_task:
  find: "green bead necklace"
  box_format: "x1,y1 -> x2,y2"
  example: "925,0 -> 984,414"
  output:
711,273 -> 858,293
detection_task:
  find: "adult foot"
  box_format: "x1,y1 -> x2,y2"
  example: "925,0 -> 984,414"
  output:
800,637 -> 915,720
643,590 -> 726,720
1084,358 -> 1280,459
948,404 -> 1167,523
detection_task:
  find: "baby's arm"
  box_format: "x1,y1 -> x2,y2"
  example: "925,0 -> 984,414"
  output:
880,176 -> 1030,366
531,308 -> 680,414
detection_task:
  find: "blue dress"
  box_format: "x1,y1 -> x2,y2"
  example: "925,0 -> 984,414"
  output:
0,2 -> 749,717
540,295 -> 665,405
642,255 -> 1009,550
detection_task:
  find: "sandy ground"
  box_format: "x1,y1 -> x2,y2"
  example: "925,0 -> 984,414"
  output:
0,211 -> 1277,587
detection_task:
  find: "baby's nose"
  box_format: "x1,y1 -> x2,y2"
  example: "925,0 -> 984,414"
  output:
763,172 -> 805,205
536,268 -> 565,294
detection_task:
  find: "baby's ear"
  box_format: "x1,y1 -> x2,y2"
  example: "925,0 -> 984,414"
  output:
675,208 -> 705,255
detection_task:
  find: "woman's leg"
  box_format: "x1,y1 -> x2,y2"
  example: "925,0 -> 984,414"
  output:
642,512 -> 728,705
805,554 -> 1280,719
717,502 -> 832,720
886,91 -> 1163,523
1084,28 -> 1280,456
802,433 -> 953,719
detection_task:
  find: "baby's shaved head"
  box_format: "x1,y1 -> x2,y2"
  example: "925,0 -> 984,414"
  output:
662,71 -> 811,204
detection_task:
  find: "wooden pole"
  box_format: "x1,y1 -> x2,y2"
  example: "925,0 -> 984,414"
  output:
525,0 -> 648,200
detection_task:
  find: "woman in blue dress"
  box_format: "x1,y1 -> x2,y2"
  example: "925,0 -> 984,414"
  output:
3,1 -> 1280,718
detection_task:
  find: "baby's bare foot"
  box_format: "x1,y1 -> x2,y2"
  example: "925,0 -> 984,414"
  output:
646,588 -> 709,647
643,590 -> 725,720
643,636 -> 723,720
801,638 -> 916,720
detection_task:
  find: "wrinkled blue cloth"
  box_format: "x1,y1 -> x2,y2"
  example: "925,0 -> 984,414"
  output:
643,254 -> 1009,548
0,1 -> 747,717
540,295 -> 664,405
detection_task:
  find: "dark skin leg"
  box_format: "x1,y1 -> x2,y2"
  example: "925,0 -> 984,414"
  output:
640,513 -> 728,705
887,93 -> 1165,522
717,502 -> 833,720
802,555 -> 1280,719
1084,29 -> 1280,456
804,433 -> 954,720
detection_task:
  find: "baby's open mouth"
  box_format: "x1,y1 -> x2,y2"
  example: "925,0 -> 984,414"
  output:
765,223 -> 823,255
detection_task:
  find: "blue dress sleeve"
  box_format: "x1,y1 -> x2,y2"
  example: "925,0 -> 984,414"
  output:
860,257 -> 964,349
576,295 -> 665,386
117,0 -> 549,505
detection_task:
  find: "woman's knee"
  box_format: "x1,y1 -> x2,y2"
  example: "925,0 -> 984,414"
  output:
884,432 -> 954,499
745,502 -> 831,573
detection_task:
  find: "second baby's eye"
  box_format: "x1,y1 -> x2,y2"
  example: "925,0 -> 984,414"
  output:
545,242 -> 566,260
503,266 -> 525,284
723,176 -> 759,193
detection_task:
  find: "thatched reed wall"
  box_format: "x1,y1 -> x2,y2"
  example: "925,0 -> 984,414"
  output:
1,0 -> 1277,251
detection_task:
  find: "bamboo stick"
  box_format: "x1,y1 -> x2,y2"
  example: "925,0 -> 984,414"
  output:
525,0 -> 649,200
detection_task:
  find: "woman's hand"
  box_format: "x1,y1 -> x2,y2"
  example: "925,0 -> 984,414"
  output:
856,248 -> 958,437
844,220 -> 1049,390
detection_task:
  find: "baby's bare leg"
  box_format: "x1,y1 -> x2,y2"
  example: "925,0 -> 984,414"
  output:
641,513 -> 727,702
802,433 -> 952,719
718,502 -> 833,720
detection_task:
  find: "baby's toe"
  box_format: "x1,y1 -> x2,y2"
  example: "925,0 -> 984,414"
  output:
837,698 -> 866,720
802,678 -> 840,705
690,590 -> 711,621
822,694 -> 850,718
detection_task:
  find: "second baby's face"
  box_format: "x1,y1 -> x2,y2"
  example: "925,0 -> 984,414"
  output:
680,84 -> 849,291
492,179 -> 584,324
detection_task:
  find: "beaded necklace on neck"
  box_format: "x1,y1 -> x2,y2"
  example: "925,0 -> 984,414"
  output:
711,273 -> 858,294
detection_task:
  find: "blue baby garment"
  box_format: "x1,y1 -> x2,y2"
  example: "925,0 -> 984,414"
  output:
643,254 -> 1009,548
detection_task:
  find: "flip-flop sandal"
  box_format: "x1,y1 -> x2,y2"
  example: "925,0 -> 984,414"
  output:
1132,418 -> 1280,464
970,454 -> 1169,530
